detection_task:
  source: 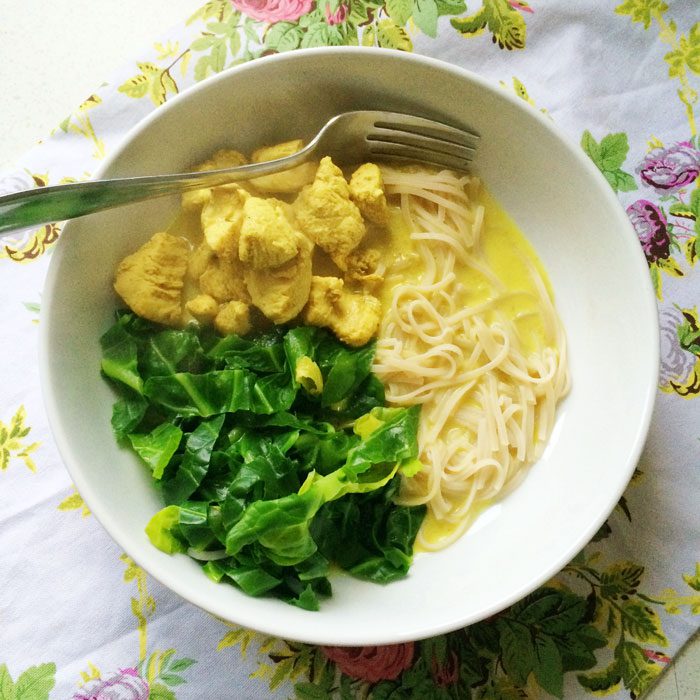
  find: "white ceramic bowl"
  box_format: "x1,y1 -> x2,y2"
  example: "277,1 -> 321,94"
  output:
40,47 -> 658,646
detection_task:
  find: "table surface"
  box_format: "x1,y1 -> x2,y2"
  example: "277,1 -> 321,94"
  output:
0,2 -> 698,698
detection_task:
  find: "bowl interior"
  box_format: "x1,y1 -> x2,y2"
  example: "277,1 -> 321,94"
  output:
40,48 -> 658,645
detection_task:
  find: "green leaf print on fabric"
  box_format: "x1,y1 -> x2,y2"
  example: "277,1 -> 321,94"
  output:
616,2 -> 698,135
118,62 -> 179,106
580,131 -> 638,193
224,552 -> 691,699
451,0 -> 529,50
0,663 -> 56,700
615,0 -> 669,30
0,406 -> 39,473
562,554 -> 677,697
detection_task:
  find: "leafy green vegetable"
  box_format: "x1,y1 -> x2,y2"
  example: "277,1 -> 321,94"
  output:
129,423 -> 183,479
101,313 -> 425,609
145,505 -> 187,554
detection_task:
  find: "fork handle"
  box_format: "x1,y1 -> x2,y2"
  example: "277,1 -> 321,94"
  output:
0,152 -> 308,237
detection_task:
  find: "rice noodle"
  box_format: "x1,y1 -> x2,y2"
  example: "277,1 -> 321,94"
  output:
374,166 -> 570,550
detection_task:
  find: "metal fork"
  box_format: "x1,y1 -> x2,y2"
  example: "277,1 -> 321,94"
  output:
0,110 -> 479,236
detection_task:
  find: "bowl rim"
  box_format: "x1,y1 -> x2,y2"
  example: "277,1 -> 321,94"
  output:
39,46 -> 660,645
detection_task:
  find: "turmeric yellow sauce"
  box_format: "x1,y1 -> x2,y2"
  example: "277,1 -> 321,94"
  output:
379,186 -> 554,355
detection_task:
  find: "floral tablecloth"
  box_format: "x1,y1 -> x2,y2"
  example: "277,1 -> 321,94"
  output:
1,1 -> 699,698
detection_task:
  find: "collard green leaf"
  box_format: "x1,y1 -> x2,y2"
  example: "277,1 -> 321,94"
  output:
146,505 -> 187,554
345,406 -> 420,473
129,423 -> 183,479
223,563 -> 282,596
210,331 -> 286,372
103,314 -> 425,608
100,321 -> 143,393
318,337 -> 375,405
111,394 -> 148,440
162,415 -> 224,504
178,501 -> 218,550
142,329 -> 206,378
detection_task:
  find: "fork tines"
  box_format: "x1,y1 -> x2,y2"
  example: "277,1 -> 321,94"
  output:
366,111 -> 479,172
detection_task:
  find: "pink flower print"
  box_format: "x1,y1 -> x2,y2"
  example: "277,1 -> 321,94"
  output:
638,141 -> 700,191
321,643 -> 415,682
626,199 -> 671,263
230,0 -> 314,22
431,650 -> 460,687
643,648 -> 671,664
72,668 -> 149,700
508,0 -> 534,12
324,2 -> 348,24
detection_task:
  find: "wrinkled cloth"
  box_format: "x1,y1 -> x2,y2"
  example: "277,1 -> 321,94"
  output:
1,2 -> 699,698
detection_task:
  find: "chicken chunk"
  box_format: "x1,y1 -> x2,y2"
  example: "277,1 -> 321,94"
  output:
345,247 -> 384,288
201,186 -> 249,258
244,234 -> 313,324
238,196 -> 301,270
214,300 -> 252,336
186,293 -> 219,324
199,254 -> 250,304
181,149 -> 248,211
187,241 -> 215,283
349,163 -> 390,226
114,232 -> 189,327
294,157 -> 366,268
249,140 -> 317,194
302,276 -> 381,347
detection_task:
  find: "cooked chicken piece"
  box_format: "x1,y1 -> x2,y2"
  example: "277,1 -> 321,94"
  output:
294,157 -> 366,269
344,247 -> 384,287
302,276 -> 381,347
201,186 -> 249,258
349,163 -> 390,226
249,139 -> 317,194
214,300 -> 252,336
185,293 -> 219,324
244,234 -> 313,324
199,254 -> 250,304
181,149 -> 248,211
187,241 -> 215,282
114,232 -> 189,327
238,196 -> 301,270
